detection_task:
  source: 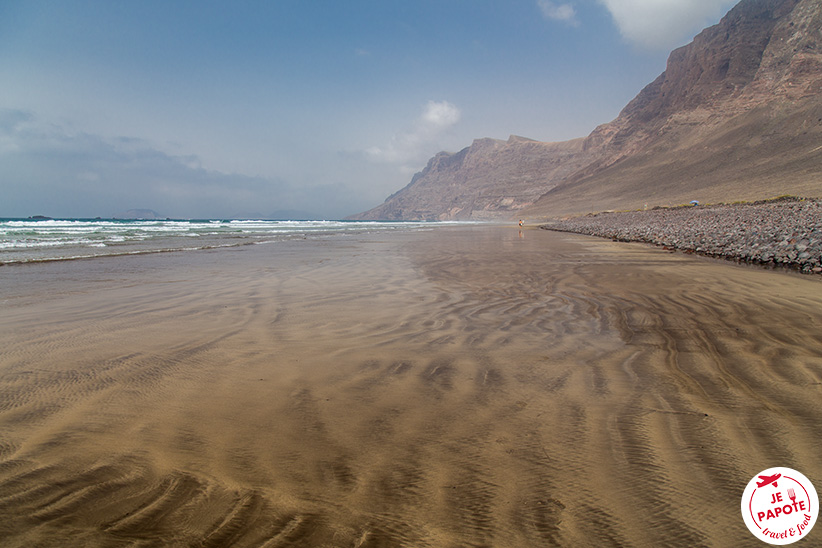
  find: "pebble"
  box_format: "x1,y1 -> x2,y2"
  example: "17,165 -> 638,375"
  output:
543,197 -> 822,274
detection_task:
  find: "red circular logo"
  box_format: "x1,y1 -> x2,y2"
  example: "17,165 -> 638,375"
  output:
741,467 -> 818,545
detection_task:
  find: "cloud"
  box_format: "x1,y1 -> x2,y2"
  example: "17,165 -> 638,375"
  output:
0,109 -> 35,154
538,0 -> 578,25
598,0 -> 736,50
0,110 -> 311,218
421,100 -> 461,128
366,100 -> 461,165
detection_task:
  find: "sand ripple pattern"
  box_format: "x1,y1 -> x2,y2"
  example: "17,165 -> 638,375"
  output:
1,228 -> 821,546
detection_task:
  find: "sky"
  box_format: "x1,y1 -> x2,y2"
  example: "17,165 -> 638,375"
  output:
0,0 -> 738,219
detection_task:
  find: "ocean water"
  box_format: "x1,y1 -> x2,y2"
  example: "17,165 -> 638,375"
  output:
0,218 -> 456,264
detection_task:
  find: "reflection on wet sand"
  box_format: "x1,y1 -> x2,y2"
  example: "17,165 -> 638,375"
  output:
0,226 -> 820,547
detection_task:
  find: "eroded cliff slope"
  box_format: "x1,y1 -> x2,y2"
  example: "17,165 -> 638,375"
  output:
353,0 -> 822,221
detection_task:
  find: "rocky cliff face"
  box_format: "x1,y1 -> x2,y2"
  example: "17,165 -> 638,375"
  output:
583,0 -> 819,162
349,136 -> 592,221
526,0 -> 822,218
353,0 -> 822,221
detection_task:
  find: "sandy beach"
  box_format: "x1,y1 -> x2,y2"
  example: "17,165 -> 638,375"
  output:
1,225 -> 821,547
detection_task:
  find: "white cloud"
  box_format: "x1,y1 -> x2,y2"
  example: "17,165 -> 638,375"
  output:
422,100 -> 461,128
538,0 -> 579,25
367,100 -> 461,165
598,0 -> 737,50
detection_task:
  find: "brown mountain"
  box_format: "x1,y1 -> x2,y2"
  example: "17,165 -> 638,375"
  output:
350,136 -> 592,221
352,0 -> 822,221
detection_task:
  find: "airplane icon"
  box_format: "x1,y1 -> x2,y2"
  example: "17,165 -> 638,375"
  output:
757,473 -> 781,488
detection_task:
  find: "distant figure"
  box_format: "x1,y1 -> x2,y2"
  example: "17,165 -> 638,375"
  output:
518,220 -> 523,227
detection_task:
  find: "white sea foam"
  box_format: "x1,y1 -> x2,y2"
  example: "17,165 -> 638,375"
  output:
0,218 -> 472,264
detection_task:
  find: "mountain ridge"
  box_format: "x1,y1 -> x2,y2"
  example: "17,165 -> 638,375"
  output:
351,0 -> 821,221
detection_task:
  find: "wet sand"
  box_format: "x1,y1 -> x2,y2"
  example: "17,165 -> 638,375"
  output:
1,225 -> 821,547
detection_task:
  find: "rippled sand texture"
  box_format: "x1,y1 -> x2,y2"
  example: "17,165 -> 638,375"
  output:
1,226 -> 821,547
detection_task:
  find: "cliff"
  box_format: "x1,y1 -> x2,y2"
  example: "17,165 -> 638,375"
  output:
353,0 -> 822,221
349,136 -> 591,221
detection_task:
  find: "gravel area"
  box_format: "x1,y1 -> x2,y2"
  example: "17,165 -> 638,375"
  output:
542,197 -> 822,274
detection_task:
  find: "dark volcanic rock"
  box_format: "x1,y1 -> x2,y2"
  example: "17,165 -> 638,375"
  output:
544,198 -> 822,273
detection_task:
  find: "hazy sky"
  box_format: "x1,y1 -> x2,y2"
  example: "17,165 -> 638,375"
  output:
0,0 -> 737,219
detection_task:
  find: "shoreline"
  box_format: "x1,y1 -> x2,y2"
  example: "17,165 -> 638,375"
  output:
541,197 -> 822,274
0,218 -> 451,266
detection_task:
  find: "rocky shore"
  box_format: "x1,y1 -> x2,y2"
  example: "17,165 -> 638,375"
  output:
542,197 -> 822,274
